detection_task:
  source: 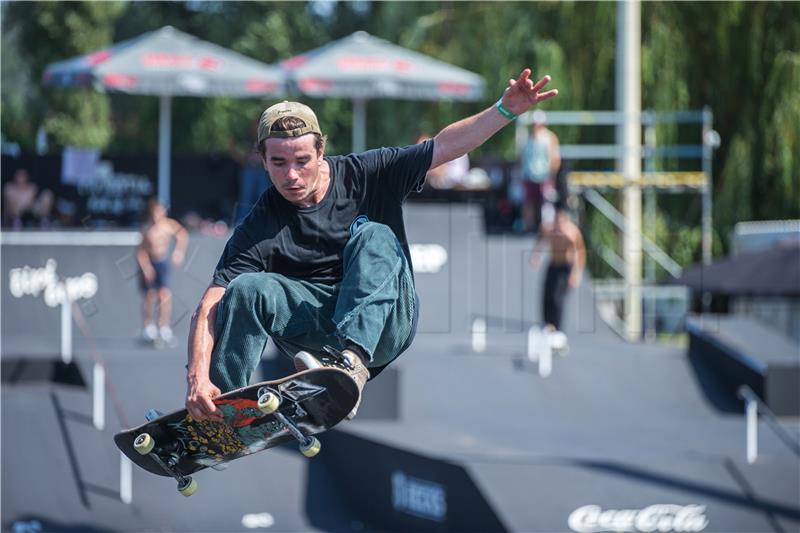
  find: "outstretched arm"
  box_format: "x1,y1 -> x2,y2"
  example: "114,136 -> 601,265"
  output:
431,68 -> 558,169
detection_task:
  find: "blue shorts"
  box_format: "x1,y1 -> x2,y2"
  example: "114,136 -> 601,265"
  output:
140,259 -> 171,291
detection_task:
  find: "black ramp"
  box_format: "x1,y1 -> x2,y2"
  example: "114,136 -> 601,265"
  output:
3,209 -> 800,532
306,430 -> 508,533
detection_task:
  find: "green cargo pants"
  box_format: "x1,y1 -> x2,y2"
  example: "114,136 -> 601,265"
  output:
209,222 -> 418,392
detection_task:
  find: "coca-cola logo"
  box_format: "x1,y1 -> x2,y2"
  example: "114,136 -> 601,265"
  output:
568,504 -> 709,533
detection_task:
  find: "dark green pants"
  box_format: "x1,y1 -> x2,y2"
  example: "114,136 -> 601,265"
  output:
210,223 -> 417,392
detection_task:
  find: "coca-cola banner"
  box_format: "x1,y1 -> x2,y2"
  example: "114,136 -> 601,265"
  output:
569,504 -> 709,533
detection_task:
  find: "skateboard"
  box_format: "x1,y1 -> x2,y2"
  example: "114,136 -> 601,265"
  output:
114,367 -> 359,496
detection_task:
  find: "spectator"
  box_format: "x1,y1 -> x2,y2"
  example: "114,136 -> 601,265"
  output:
3,168 -> 38,228
137,198 -> 188,346
418,133 -> 470,190
520,110 -> 561,232
530,206 -> 585,350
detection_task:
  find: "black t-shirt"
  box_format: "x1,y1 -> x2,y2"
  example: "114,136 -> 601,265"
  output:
213,139 -> 434,287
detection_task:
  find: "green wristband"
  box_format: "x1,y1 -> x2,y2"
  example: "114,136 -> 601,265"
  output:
495,99 -> 517,121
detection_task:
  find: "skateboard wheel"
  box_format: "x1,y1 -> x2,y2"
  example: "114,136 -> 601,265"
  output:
300,436 -> 321,458
178,476 -> 198,497
133,433 -> 155,455
258,392 -> 280,414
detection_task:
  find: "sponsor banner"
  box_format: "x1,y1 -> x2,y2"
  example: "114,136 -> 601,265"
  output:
9,259 -> 98,307
568,504 -> 709,533
392,470 -> 447,522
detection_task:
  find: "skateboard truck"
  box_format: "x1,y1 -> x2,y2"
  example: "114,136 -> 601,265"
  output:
257,386 -> 321,457
133,433 -> 198,496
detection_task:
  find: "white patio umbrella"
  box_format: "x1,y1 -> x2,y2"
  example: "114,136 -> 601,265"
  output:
281,31 -> 485,152
43,26 -> 286,208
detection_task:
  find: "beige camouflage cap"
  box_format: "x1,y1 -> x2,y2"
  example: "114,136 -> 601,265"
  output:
257,101 -> 322,143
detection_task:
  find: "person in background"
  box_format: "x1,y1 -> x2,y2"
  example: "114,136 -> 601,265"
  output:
31,189 -> 55,227
3,168 -> 38,228
417,133 -> 470,190
530,205 -> 585,349
137,198 -> 188,345
520,110 -> 561,232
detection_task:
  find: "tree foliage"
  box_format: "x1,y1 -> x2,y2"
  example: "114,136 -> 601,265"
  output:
2,1 -> 124,149
1,1 -> 798,253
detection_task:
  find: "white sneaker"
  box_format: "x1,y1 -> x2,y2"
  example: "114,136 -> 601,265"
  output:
159,326 -> 175,344
545,328 -> 568,353
143,324 -> 158,342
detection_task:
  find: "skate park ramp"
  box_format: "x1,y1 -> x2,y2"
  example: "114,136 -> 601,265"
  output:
3,203 -> 800,532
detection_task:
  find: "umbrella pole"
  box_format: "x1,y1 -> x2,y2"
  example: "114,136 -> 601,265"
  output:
352,98 -> 366,153
158,95 -> 172,210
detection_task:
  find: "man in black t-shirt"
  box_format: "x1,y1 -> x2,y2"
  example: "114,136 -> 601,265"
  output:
186,68 -> 558,422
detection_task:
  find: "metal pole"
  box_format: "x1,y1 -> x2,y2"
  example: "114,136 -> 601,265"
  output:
158,94 -> 172,209
120,453 -> 133,504
701,107 -> 714,267
527,326 -> 539,362
701,107 -> 715,313
617,0 -> 642,341
93,363 -> 105,430
746,398 -> 758,464
61,298 -> 72,364
539,335 -> 552,378
472,317 -> 487,353
352,98 -> 366,153
644,113 -> 657,342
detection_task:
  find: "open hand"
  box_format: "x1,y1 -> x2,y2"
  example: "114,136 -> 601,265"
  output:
501,69 -> 559,116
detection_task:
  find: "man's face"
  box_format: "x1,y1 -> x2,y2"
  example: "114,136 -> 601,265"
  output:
262,135 -> 324,207
151,204 -> 167,222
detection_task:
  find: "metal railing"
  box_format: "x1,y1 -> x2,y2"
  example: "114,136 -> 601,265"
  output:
61,296 -> 135,504
737,385 -> 800,464
582,188 -> 683,278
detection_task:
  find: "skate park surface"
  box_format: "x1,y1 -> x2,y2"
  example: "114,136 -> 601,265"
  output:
3,203 -> 799,532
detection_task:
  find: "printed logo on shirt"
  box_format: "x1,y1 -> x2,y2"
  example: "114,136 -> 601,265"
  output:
349,215 -> 370,237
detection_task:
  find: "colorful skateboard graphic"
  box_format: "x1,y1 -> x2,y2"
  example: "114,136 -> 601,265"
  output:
114,367 -> 358,496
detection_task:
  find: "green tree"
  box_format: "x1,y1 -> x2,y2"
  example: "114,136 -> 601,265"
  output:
3,1 -> 125,150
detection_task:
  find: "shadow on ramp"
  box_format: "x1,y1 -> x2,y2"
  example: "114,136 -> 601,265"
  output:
1,359 -> 86,387
687,350 -> 742,414
306,430 -> 508,532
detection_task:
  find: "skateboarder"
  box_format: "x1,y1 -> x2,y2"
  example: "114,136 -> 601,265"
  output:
137,198 -> 188,344
186,68 -> 558,422
529,206 -> 585,348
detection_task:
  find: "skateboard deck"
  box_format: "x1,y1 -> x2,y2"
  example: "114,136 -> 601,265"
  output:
114,367 -> 358,494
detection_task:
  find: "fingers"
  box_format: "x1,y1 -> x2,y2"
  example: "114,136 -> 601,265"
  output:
509,70 -> 557,102
199,395 -> 224,422
537,89 -> 559,102
186,386 -> 224,421
530,74 -> 552,93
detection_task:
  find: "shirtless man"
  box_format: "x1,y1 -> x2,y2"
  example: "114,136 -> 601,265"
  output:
530,207 -> 585,343
137,199 -> 188,344
3,169 -> 38,228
